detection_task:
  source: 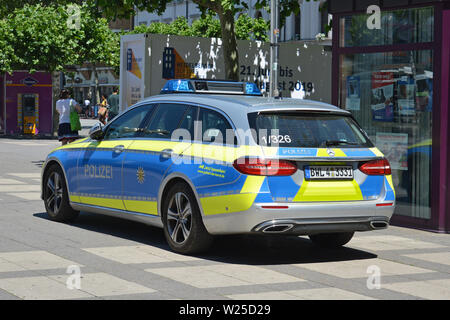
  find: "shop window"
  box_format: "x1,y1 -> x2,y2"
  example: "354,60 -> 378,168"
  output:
340,7 -> 434,47
339,50 -> 433,219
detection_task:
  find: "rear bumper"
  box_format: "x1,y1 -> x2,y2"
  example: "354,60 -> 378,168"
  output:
252,216 -> 389,235
202,200 -> 395,235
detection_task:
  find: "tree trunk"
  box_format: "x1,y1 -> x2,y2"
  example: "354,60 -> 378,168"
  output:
218,10 -> 240,81
51,71 -> 60,137
92,63 -> 100,106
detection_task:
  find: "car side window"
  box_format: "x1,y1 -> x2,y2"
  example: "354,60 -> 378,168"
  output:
174,105 -> 198,141
104,105 -> 154,140
198,108 -> 236,145
143,103 -> 188,139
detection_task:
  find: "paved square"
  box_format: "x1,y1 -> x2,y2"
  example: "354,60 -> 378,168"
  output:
382,279 -> 450,300
146,264 -> 304,288
0,251 -> 82,271
0,179 -> 25,185
6,192 -> 41,201
84,245 -> 200,264
0,276 -> 92,299
49,272 -> 156,297
349,235 -> 445,251
294,258 -> 434,279
227,287 -> 375,300
403,252 -> 450,266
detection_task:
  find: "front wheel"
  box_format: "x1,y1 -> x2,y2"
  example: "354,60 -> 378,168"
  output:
162,183 -> 213,254
43,164 -> 79,222
309,232 -> 354,248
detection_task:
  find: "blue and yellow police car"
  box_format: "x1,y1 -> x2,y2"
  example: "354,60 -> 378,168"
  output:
41,79 -> 395,254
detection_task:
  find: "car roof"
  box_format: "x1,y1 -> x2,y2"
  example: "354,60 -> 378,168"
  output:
138,93 -> 349,115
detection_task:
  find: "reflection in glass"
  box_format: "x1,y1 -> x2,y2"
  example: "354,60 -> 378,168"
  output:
339,50 -> 433,219
340,7 -> 434,47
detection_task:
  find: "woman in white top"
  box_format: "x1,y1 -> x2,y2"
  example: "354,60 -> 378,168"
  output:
55,89 -> 82,145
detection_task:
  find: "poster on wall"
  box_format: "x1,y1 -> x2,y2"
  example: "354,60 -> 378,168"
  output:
371,72 -> 394,122
346,75 -> 361,111
376,132 -> 408,170
125,40 -> 145,108
397,77 -> 415,116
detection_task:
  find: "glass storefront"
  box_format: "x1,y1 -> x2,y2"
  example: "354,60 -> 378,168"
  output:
338,7 -> 434,220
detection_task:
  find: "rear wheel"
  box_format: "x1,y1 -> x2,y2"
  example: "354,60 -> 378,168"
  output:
43,164 -> 79,222
309,232 -> 354,248
162,182 -> 213,254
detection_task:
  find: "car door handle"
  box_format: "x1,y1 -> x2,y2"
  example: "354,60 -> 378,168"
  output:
113,145 -> 125,153
161,148 -> 173,159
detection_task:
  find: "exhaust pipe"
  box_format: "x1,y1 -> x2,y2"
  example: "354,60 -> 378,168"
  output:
262,224 -> 294,233
370,221 -> 389,230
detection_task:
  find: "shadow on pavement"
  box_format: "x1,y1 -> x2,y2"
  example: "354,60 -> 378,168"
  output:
34,211 -> 377,265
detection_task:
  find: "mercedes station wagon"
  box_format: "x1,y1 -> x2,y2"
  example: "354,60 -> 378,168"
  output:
41,80 -> 395,254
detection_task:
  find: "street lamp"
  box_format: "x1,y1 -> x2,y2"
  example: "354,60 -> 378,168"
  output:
269,0 -> 279,97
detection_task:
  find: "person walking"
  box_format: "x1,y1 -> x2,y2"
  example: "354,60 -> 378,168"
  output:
83,97 -> 91,118
107,87 -> 120,122
55,89 -> 82,145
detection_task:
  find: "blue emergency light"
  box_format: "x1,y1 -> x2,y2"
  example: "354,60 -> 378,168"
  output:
160,79 -> 262,96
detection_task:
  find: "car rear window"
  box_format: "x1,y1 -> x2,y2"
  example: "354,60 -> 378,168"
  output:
247,112 -> 373,148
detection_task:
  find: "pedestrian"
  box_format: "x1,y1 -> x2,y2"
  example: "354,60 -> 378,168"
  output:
98,94 -> 109,125
107,87 -> 120,122
55,89 -> 82,145
84,97 -> 91,118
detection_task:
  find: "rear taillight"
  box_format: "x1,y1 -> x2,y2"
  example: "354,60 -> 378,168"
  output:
233,157 -> 297,176
359,158 -> 391,175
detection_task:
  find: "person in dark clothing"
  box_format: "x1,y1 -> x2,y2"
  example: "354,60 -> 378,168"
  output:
107,87 -> 120,122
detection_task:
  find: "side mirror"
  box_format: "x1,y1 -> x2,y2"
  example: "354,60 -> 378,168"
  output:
89,122 -> 104,140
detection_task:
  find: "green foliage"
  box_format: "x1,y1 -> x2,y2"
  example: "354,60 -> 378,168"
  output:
127,15 -> 268,41
235,13 -> 269,41
0,3 -> 119,73
191,14 -> 221,38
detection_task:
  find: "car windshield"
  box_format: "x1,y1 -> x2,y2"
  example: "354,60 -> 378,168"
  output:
248,111 -> 373,148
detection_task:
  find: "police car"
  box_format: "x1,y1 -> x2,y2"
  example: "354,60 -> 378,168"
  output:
41,79 -> 395,254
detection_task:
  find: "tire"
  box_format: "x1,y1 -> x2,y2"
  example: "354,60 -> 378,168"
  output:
162,182 -> 213,254
309,232 -> 354,248
43,164 -> 79,222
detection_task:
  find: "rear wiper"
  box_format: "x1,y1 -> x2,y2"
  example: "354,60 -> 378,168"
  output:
324,140 -> 358,147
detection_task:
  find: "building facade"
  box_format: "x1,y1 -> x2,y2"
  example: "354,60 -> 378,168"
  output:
329,0 -> 450,232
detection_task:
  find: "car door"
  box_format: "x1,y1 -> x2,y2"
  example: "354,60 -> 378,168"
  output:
122,103 -> 195,215
76,104 -> 154,211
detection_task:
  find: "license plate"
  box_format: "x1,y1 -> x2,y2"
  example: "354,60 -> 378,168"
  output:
305,166 -> 354,180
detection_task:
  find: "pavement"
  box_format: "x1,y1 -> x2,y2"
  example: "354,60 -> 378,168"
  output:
0,134 -> 449,300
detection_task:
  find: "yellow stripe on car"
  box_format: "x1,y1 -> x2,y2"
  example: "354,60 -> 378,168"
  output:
293,179 -> 363,202
200,176 -> 265,215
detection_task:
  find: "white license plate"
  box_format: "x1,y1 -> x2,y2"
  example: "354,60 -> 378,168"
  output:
305,166 -> 354,180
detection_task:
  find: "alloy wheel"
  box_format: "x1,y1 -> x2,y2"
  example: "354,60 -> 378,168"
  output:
166,192 -> 192,244
46,171 -> 63,215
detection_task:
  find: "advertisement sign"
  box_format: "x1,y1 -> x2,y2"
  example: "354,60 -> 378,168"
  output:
376,132 -> 408,170
123,38 -> 145,108
371,72 -> 394,122
120,34 -> 332,110
397,77 -> 415,116
345,75 -> 361,111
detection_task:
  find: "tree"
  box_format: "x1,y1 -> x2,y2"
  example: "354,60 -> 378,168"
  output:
93,0 -> 317,80
0,3 -> 119,133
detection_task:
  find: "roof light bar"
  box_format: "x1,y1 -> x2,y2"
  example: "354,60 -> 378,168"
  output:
160,79 -> 262,96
